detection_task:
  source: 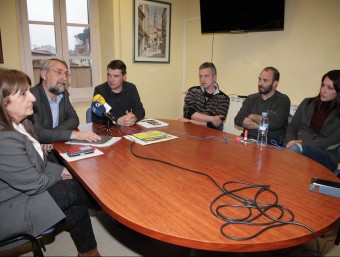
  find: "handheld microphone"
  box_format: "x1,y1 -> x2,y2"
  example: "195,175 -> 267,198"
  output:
92,94 -> 111,112
91,102 -> 116,125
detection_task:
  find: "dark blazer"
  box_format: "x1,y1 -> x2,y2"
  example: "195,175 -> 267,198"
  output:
0,125 -> 65,249
286,97 -> 340,165
30,83 -> 79,143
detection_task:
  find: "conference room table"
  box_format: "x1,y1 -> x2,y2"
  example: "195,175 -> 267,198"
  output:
53,119 -> 340,253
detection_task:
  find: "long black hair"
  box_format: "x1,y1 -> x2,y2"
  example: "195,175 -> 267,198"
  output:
308,70 -> 340,117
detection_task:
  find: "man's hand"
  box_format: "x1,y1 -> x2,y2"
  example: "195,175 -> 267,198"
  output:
211,115 -> 224,127
71,131 -> 101,142
242,117 -> 260,129
177,117 -> 190,122
117,110 -> 137,126
181,113 -> 225,128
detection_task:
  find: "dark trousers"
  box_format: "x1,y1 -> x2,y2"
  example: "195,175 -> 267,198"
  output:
301,145 -> 337,172
288,144 -> 337,172
48,179 -> 97,253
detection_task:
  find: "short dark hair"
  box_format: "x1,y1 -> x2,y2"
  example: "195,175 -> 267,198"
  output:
263,67 -> 280,81
199,62 -> 217,76
107,60 -> 127,75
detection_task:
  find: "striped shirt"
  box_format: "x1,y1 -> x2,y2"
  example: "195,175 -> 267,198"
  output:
183,84 -> 230,130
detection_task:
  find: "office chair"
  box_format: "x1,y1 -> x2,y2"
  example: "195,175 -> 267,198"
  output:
86,107 -> 92,123
0,228 -> 55,256
0,234 -> 45,257
35,227 -> 55,252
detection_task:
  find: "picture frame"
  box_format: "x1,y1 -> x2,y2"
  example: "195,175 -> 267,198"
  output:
134,0 -> 171,63
0,30 -> 3,64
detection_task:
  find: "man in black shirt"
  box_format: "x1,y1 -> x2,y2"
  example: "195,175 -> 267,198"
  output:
92,60 -> 145,126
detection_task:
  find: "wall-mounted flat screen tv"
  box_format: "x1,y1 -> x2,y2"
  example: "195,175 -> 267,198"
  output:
200,0 -> 285,33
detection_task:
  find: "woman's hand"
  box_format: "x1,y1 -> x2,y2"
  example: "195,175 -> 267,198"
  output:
61,168 -> 73,180
286,140 -> 303,148
41,144 -> 53,156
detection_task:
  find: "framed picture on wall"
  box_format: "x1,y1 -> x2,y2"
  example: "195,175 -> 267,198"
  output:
0,30 -> 3,63
134,0 -> 171,63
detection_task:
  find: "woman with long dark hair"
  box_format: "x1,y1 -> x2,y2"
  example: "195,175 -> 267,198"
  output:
286,70 -> 340,172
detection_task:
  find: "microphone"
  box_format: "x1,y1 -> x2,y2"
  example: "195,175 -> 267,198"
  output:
92,94 -> 111,113
91,102 -> 116,125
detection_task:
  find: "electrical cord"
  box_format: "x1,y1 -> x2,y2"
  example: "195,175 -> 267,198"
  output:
129,140 -> 222,190
167,130 -> 229,143
128,138 -> 322,256
210,181 -> 295,240
211,33 -> 215,62
120,125 -> 284,151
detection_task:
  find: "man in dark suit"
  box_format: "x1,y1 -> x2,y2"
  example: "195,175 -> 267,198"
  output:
30,58 -> 100,161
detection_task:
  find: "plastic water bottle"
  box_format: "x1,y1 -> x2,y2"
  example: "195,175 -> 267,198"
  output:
256,112 -> 269,147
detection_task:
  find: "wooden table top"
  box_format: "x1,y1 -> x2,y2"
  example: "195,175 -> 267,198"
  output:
54,120 -> 340,252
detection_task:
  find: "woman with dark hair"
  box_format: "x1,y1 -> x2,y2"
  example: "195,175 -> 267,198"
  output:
0,68 -> 101,256
286,70 -> 340,172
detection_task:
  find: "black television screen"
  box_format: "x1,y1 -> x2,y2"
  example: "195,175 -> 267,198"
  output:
200,0 -> 285,33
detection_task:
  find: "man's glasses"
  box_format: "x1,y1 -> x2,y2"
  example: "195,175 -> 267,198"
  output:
48,69 -> 71,78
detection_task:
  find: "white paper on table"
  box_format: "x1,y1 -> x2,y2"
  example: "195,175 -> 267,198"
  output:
137,118 -> 169,128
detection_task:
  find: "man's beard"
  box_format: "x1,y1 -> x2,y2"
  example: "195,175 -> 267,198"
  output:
48,82 -> 65,95
258,83 -> 273,95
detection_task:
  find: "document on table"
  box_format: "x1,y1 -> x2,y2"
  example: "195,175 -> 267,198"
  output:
65,136 -> 121,147
137,118 -> 169,128
124,130 -> 177,145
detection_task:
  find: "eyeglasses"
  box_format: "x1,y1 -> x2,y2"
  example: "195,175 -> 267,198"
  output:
48,69 -> 71,78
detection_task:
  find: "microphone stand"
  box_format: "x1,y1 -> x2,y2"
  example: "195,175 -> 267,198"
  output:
96,119 -> 116,135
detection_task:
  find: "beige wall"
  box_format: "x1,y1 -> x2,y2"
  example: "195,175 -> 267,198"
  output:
183,0 -> 340,105
1,0 -> 340,124
98,0 -> 185,121
0,0 -> 21,69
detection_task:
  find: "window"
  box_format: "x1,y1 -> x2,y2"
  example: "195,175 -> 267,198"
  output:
18,0 -> 100,101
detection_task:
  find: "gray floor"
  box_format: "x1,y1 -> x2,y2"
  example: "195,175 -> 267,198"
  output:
1,209 -> 339,257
